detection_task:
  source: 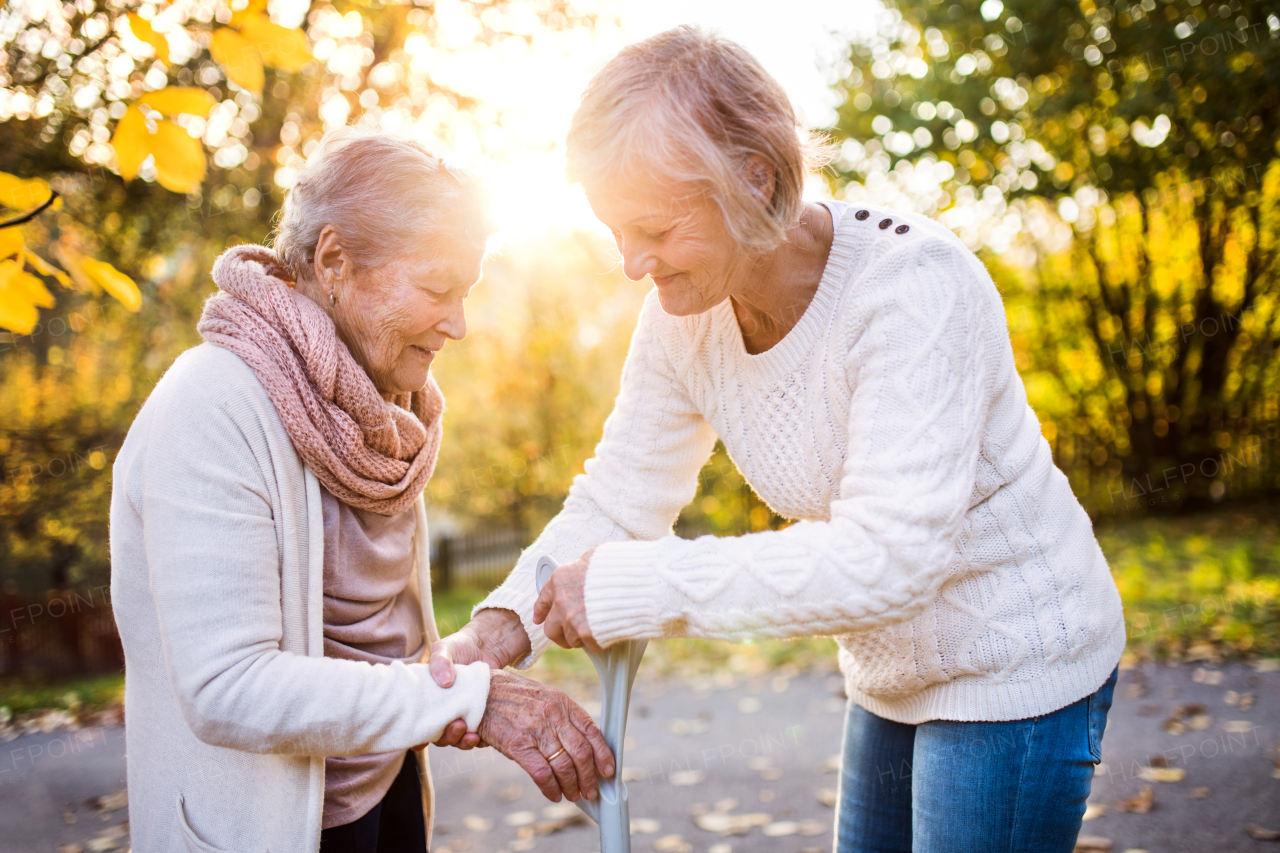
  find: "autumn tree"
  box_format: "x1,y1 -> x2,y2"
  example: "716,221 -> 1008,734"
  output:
830,0 -> 1279,512
0,0 -> 599,592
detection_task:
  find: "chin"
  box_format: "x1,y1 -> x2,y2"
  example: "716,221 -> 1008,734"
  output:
654,283 -> 714,317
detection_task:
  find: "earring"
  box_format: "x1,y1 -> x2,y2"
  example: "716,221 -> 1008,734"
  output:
329,289 -> 337,307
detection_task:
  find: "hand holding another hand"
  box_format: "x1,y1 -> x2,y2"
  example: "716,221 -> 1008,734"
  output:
429,608 -> 533,749
478,669 -> 615,803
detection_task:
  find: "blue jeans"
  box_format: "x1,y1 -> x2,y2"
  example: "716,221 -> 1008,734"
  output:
836,668 -> 1117,853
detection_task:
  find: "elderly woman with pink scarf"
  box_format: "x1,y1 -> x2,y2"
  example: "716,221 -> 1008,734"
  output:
109,128 -> 612,853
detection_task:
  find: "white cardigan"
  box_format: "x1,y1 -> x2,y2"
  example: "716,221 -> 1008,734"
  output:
480,203 -> 1126,724
110,343 -> 491,853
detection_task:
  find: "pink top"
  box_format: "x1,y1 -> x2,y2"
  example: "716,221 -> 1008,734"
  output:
319,485 -> 425,829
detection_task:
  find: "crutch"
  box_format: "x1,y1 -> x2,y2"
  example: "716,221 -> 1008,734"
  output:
534,555 -> 646,853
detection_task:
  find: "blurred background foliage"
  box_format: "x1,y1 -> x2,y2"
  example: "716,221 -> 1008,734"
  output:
828,0 -> 1280,513
0,0 -> 1276,671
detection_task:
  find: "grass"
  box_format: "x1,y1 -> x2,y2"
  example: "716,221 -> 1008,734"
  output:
0,671 -> 124,720
5,505 -> 1273,719
1096,502 -> 1279,663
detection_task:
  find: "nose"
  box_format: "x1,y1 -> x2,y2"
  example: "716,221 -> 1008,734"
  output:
618,235 -> 659,282
437,300 -> 467,342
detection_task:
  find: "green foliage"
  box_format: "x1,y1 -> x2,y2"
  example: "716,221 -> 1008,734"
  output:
427,235 -> 650,534
0,671 -> 124,717
1098,501 -> 1279,660
830,0 -> 1280,514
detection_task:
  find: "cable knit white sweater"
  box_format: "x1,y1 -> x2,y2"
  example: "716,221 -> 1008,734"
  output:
479,202 -> 1126,724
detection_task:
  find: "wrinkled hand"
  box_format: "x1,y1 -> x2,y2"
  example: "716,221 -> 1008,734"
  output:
479,669 -> 614,802
429,608 -> 533,749
532,550 -> 600,653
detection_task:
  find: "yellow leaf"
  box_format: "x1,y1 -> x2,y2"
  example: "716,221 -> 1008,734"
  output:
237,14 -> 312,72
210,28 -> 265,93
151,120 -> 206,194
0,259 -> 44,334
25,251 -> 72,288
78,255 -> 141,312
126,14 -> 170,65
0,173 -> 52,211
112,107 -> 151,182
137,87 -> 216,118
0,227 -> 22,260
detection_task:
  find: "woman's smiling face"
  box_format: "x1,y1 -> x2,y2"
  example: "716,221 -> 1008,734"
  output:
586,178 -> 746,317
338,251 -> 481,395
315,225 -> 482,396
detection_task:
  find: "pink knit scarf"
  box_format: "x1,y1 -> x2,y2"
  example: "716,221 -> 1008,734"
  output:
197,244 -> 443,516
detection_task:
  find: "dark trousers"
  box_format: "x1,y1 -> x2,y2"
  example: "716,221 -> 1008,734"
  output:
319,752 -> 427,853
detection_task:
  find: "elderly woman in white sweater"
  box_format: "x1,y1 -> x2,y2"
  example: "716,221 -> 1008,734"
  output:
429,28 -> 1125,852
110,129 -> 611,853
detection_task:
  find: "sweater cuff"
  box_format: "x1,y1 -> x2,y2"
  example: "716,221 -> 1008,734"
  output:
449,660 -> 492,733
585,539 -> 670,648
472,588 -> 552,670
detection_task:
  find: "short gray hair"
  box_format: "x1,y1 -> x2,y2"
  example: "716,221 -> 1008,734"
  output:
272,127 -> 490,282
566,26 -> 831,253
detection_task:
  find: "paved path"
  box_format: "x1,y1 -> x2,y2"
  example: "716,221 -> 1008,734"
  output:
1,663 -> 1276,852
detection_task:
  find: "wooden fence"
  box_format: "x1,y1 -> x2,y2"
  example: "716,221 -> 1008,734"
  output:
430,529 -> 525,592
0,587 -> 123,677
0,529 -> 523,677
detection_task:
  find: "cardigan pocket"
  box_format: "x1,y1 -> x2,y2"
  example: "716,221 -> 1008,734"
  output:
175,795 -> 250,853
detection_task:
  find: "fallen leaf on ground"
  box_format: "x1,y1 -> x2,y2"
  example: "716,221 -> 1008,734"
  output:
630,818 -> 660,834
90,790 -> 127,813
1172,702 -> 1205,718
763,821 -> 799,837
1137,766 -> 1186,783
653,834 -> 692,852
541,803 -> 581,820
823,754 -> 841,772
693,812 -> 772,835
1188,713 -> 1213,730
737,697 -> 762,714
63,812 -> 77,824
799,819 -> 827,836
1192,668 -> 1223,685
708,845 -> 732,853
462,815 -> 492,833
1074,836 -> 1113,851
1083,803 -> 1108,821
1161,719 -> 1188,735
498,785 -> 522,802
713,798 -> 739,813
668,718 -> 709,735
1223,720 -> 1255,733
622,767 -> 646,781
669,770 -> 705,786
503,811 -> 536,827
1117,785 -> 1154,813
1188,786 -> 1210,798
1246,823 -> 1280,840
817,788 -> 838,807
1148,754 -> 1170,768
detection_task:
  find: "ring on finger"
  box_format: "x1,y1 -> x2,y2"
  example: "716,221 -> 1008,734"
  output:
545,746 -> 566,762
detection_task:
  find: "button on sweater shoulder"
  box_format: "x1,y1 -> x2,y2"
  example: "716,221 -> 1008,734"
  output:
478,206 -> 1125,724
